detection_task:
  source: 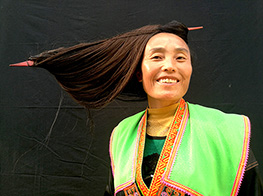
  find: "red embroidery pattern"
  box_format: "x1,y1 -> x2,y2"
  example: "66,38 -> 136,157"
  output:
124,183 -> 141,196
136,99 -> 186,196
164,107 -> 189,179
163,179 -> 203,196
149,100 -> 185,195
161,105 -> 204,196
135,113 -> 149,195
157,184 -> 185,196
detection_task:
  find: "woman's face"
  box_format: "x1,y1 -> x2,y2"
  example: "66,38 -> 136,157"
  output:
141,33 -> 192,108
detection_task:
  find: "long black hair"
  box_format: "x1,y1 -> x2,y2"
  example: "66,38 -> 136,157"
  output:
29,21 -> 189,108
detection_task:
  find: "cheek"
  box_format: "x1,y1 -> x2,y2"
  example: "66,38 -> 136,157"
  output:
142,72 -> 152,90
141,65 -> 156,93
183,64 -> 192,79
141,62 -> 154,82
141,62 -> 152,75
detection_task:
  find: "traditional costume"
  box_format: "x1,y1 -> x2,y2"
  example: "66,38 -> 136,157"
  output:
107,99 -> 256,196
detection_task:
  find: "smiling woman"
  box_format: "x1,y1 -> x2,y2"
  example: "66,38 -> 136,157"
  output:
12,21 -> 262,195
141,33 -> 192,108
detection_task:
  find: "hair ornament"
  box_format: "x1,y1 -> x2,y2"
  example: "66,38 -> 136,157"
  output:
188,26 -> 203,31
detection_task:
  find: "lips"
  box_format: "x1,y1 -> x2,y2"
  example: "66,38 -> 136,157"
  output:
157,77 -> 179,84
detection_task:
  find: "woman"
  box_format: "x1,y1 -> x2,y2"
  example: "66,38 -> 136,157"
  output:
12,21 -> 262,195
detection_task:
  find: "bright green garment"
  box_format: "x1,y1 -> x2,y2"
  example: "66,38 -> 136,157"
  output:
110,103 -> 250,195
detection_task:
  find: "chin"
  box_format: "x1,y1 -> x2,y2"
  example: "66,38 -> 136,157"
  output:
159,96 -> 181,103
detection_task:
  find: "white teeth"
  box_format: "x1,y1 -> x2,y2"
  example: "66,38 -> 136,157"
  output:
158,79 -> 178,83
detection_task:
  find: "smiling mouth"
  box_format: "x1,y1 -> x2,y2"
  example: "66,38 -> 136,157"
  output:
157,78 -> 179,84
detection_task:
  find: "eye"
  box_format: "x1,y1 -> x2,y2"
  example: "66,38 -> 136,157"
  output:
176,55 -> 187,62
151,55 -> 163,60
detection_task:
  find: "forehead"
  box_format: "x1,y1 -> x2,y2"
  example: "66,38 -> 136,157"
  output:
145,33 -> 189,52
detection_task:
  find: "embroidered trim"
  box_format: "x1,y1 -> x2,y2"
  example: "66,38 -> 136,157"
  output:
109,127 -> 117,176
231,116 -> 250,196
162,180 -> 203,196
116,180 -> 135,195
135,113 -> 149,195
115,116 -> 145,194
124,183 -> 141,196
149,99 -> 186,195
157,184 -> 186,196
136,99 -> 186,196
162,104 -> 204,196
166,104 -> 189,179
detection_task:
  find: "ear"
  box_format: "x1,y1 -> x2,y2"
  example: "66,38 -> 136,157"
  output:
136,71 -> 142,82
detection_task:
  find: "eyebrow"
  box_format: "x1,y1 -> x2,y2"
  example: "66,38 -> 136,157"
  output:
149,47 -> 189,54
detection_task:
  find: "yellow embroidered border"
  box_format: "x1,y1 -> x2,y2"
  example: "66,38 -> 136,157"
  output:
163,179 -> 203,196
136,99 -> 186,196
157,184 -> 186,196
164,104 -> 189,180
162,104 -> 204,196
124,183 -> 141,196
116,180 -> 135,194
230,116 -> 250,196
135,113 -> 149,195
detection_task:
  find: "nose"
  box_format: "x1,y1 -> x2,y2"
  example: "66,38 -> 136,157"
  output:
162,59 -> 176,72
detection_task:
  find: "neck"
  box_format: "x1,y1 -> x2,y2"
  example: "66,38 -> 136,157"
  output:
146,102 -> 179,137
147,98 -> 181,109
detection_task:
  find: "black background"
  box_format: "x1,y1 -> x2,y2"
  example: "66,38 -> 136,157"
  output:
1,1 -> 262,195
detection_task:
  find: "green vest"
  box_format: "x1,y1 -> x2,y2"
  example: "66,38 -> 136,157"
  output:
109,103 -> 250,196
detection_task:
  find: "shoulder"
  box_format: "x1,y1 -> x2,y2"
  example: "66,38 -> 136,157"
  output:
188,103 -> 250,137
111,110 -> 145,142
109,110 -> 146,168
116,110 -> 145,130
187,102 -> 240,116
187,102 -> 249,124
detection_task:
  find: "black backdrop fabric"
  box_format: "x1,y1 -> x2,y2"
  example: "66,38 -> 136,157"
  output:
1,1 -> 263,195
